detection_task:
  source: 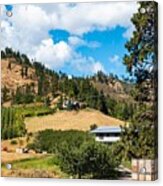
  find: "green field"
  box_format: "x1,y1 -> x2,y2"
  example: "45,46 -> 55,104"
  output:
2,155 -> 68,178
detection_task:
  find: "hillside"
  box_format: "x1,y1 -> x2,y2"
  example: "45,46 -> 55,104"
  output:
90,71 -> 133,101
92,81 -> 131,100
25,109 -> 124,132
1,48 -> 135,122
2,57 -> 132,104
1,58 -> 38,93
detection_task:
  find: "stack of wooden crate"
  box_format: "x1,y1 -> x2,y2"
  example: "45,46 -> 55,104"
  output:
132,159 -> 158,181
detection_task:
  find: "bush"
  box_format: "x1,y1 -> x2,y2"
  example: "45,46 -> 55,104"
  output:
10,139 -> 18,145
59,141 -> 120,179
27,129 -> 93,154
90,124 -> 97,131
28,129 -> 121,179
13,92 -> 34,104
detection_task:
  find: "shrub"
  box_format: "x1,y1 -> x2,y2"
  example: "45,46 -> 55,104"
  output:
28,129 -> 121,179
90,124 -> 97,131
10,139 -> 18,145
59,141 -> 120,179
27,129 -> 93,154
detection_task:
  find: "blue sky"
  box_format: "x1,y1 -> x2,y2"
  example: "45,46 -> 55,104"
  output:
51,27 -> 128,77
2,2 -> 138,78
78,27 -> 128,77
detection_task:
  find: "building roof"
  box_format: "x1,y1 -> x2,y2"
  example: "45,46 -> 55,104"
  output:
90,126 -> 122,133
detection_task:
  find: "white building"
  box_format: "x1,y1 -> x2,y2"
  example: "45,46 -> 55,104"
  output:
90,126 -> 122,143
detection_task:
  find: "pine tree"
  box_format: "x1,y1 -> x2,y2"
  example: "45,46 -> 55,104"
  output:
123,1 -> 158,103
1,50 -> 6,58
122,1 -> 158,159
24,66 -> 28,77
2,86 -> 9,103
7,62 -> 11,70
97,91 -> 108,115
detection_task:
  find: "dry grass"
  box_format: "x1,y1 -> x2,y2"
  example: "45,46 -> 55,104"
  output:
25,108 -> 124,133
1,137 -> 43,163
2,137 -> 27,151
1,169 -> 56,178
1,59 -> 38,95
1,151 -> 43,164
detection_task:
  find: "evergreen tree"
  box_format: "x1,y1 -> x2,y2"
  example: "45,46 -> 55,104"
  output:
5,47 -> 13,57
21,54 -> 31,66
1,50 -> 6,58
2,86 -> 9,103
7,61 -> 12,70
24,66 -> 28,76
21,67 -> 24,78
44,96 -> 50,107
123,1 -> 157,103
97,91 -> 108,115
57,95 -> 63,109
122,1 -> 158,159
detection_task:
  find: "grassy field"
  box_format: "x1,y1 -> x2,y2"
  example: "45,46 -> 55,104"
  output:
1,107 -> 124,178
1,155 -> 68,178
1,151 -> 44,164
1,137 -> 68,178
25,108 -> 124,132
1,137 -> 44,163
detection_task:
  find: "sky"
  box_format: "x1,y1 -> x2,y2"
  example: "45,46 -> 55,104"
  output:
2,2 -> 138,78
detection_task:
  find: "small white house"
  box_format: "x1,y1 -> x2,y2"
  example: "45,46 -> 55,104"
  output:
90,126 -> 122,143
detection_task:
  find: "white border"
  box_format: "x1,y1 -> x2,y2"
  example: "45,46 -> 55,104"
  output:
1,0 -> 162,186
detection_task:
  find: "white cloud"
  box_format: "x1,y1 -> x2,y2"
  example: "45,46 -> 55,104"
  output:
109,55 -> 120,63
1,2 -> 138,73
1,5 -> 51,56
92,62 -> 105,73
32,37 -> 104,74
123,24 -> 135,39
68,36 -> 101,48
108,54 -> 125,75
68,36 -> 86,47
70,54 -> 105,75
48,2 -> 138,36
34,39 -> 73,69
88,41 -> 101,48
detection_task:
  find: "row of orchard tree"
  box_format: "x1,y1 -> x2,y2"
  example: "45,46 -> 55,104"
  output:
1,107 -> 26,139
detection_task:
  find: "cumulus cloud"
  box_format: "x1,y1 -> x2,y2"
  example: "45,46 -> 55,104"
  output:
41,2 -> 137,36
68,36 -> 101,48
33,37 -> 103,72
70,54 -> 105,75
1,5 -> 51,56
34,39 -> 73,69
1,2 -> 138,73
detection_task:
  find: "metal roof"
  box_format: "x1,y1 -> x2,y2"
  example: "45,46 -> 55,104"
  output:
90,126 -> 122,133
